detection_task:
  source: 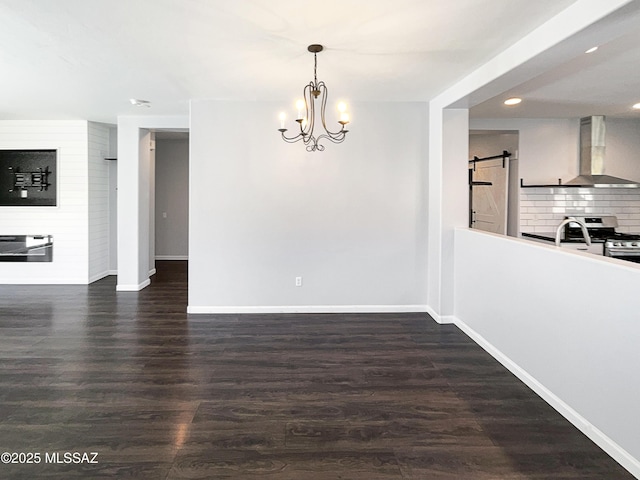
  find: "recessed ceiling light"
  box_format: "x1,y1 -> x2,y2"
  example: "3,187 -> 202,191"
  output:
129,98 -> 151,107
633,103 -> 640,110
504,97 -> 522,106
585,46 -> 599,54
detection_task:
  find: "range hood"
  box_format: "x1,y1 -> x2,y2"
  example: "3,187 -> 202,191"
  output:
564,116 -> 640,188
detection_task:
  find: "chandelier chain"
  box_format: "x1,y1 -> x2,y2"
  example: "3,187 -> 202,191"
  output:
314,52 -> 318,87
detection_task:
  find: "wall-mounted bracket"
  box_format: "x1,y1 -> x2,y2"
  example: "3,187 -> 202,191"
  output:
8,166 -> 51,192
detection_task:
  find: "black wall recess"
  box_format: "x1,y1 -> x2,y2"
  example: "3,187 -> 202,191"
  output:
0,150 -> 57,206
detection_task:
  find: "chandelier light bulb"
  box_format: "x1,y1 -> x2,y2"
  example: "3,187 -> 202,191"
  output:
279,112 -> 286,129
338,102 -> 347,113
340,112 -> 350,124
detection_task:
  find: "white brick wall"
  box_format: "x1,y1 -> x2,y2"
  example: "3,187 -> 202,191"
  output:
0,120 -> 91,283
88,122 -> 111,282
520,187 -> 640,234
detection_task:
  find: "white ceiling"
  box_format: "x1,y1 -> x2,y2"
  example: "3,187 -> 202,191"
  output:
470,1 -> 640,119
0,0 -> 638,123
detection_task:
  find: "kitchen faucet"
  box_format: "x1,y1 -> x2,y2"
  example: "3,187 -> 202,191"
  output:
555,217 -> 591,246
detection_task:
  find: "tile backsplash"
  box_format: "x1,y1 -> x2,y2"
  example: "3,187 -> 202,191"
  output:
520,187 -> 640,234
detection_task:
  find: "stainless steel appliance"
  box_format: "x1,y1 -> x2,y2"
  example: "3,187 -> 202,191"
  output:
562,216 -> 640,263
0,235 -> 53,262
564,116 -> 640,188
604,236 -> 640,263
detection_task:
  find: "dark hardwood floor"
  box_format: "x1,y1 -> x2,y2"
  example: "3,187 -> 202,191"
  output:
0,260 -> 634,479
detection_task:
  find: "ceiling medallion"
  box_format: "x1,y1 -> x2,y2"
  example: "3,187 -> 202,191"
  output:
278,44 -> 350,152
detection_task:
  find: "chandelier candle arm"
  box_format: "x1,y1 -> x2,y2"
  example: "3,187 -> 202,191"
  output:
277,44 -> 350,152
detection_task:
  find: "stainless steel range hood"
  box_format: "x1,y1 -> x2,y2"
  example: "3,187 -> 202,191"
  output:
564,116 -> 640,188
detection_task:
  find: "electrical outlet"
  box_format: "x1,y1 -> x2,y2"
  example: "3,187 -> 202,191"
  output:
295,276 -> 303,287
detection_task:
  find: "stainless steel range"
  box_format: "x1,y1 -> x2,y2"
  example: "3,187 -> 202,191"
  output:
563,216 -> 640,263
604,236 -> 640,263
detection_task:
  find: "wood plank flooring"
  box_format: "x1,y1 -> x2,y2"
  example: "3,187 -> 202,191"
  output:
0,261 -> 634,479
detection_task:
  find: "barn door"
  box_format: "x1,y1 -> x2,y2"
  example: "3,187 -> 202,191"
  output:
470,158 -> 509,235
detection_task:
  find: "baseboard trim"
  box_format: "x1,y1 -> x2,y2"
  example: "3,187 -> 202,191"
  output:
149,268 -> 157,277
88,271 -> 111,284
439,315 -> 456,324
187,305 -> 429,314
452,316 -> 640,479
155,255 -> 188,260
116,279 -> 151,291
108,269 -> 117,275
425,306 -> 455,324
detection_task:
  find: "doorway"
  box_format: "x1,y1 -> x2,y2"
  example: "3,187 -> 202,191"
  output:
153,130 -> 189,275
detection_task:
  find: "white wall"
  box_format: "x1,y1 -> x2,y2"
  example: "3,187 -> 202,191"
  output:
108,161 -> 117,274
139,130 -> 152,281
88,122 -> 111,282
116,123 -> 148,290
108,127 -> 117,274
148,132 -> 156,275
155,138 -> 189,259
469,132 -> 518,160
454,228 -> 640,477
0,120 -> 90,283
188,100 -> 428,313
470,118 -> 578,184
606,118 -> 640,182
439,109 -> 469,319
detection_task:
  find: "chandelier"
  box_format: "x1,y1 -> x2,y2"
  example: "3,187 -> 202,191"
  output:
278,44 -> 350,152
